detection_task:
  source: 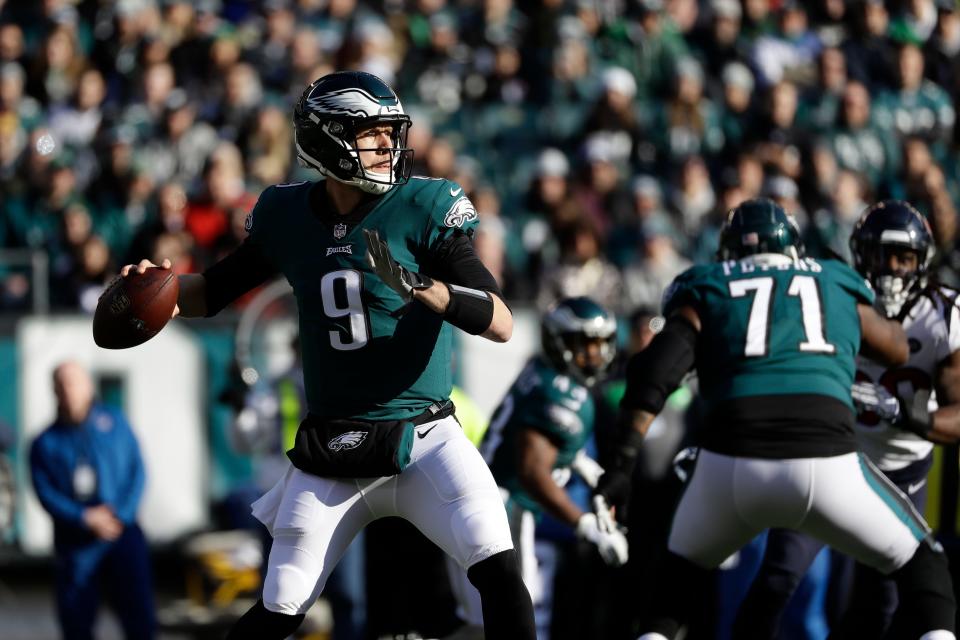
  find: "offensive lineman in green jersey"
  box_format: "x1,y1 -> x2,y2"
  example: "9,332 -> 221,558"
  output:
121,71 -> 536,640
594,199 -> 957,640
448,298 -> 627,637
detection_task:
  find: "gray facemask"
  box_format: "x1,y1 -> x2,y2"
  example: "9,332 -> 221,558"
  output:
874,274 -> 914,318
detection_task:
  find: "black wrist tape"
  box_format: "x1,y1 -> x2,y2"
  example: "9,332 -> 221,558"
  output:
444,283 -> 494,335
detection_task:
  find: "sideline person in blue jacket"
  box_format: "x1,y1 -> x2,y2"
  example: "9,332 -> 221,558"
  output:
30,361 -> 155,640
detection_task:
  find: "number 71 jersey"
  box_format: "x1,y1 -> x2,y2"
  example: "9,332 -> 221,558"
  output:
663,255 -> 875,411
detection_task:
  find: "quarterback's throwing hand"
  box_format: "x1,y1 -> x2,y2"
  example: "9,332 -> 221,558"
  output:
363,229 -> 434,301
850,381 -> 900,421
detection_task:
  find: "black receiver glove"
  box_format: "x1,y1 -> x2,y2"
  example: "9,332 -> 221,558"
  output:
363,229 -> 433,301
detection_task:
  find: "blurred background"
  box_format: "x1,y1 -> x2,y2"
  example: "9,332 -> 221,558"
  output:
2,0 -> 960,638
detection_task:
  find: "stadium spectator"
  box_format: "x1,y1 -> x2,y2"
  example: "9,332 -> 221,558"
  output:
650,57 -> 724,165
27,24 -> 87,108
694,0 -> 746,87
890,0 -> 940,44
874,42 -> 956,158
752,79 -> 803,179
574,132 -> 632,237
243,104 -> 293,189
535,215 -> 622,312
140,88 -> 219,188
926,2 -> 960,102
1,62 -> 43,134
798,46 -> 848,132
607,174 -> 682,268
750,1 -> 822,87
622,217 -> 692,312
185,142 -> 248,250
716,62 -> 757,160
829,80 -> 892,188
804,169 -> 870,262
670,154 -> 717,235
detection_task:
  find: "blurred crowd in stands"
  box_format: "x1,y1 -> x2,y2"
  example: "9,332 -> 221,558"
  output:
1,0 -> 960,315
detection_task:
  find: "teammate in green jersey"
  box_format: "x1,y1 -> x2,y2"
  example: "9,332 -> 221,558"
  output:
121,71 -> 535,640
448,297 -> 626,637
595,198 -> 956,640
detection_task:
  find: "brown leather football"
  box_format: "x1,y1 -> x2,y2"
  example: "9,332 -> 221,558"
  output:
93,268 -> 179,349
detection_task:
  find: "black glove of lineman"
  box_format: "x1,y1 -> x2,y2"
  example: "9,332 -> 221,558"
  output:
595,412 -> 646,521
363,229 -> 433,301
596,469 -> 633,519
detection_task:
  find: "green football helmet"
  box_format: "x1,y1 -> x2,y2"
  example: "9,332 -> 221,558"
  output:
717,198 -> 804,261
294,71 -> 413,195
542,297 -> 618,386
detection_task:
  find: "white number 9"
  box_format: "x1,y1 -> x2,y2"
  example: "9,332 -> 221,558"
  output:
321,270 -> 369,351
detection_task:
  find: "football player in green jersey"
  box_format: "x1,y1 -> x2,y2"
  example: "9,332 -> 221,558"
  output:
596,199 -> 956,640
121,71 -> 535,640
448,297 -> 626,637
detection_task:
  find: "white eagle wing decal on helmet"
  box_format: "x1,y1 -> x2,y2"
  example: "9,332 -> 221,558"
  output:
306,88 -> 403,119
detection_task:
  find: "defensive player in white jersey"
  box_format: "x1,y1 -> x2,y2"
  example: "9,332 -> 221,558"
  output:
735,200 -> 960,639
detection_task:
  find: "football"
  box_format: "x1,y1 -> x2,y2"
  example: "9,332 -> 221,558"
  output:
93,268 -> 179,349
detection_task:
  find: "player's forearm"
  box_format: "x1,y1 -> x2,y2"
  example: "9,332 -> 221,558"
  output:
412,279 -> 450,314
621,409 -> 657,439
858,304 -> 909,365
413,281 -> 512,342
518,471 -> 583,527
176,274 -> 208,318
481,294 -> 512,342
930,405 -> 960,443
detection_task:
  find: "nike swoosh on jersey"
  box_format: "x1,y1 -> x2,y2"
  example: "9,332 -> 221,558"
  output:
450,186 -> 462,196
907,480 -> 926,495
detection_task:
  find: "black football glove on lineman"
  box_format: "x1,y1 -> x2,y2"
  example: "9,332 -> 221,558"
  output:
596,469 -> 633,520
850,381 -> 932,437
595,413 -> 645,521
363,229 -> 433,301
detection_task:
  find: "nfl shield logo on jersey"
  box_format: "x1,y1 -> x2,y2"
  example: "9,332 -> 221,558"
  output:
334,223 -> 348,240
328,430 -> 367,452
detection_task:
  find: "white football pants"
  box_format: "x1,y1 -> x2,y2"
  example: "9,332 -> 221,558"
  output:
251,415 -> 514,615
669,450 -> 927,574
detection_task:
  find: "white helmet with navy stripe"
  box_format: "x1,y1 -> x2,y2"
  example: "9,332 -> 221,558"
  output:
294,71 -> 413,194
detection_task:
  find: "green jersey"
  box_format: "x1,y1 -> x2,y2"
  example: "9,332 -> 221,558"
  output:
481,357 -> 594,515
245,177 -> 478,421
664,256 -> 874,412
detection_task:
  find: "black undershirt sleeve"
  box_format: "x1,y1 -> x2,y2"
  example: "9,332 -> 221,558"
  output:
201,238 -> 280,317
425,233 -> 504,301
